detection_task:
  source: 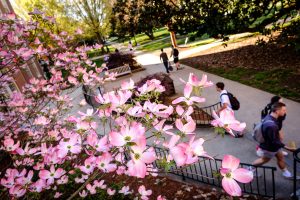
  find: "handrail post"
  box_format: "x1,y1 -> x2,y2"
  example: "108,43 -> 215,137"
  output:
292,148 -> 300,200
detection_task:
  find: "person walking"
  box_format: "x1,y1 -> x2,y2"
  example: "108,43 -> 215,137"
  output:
216,82 -> 232,114
250,102 -> 295,179
128,41 -> 133,52
170,45 -> 180,70
160,49 -> 170,74
216,82 -> 243,138
257,96 -> 288,156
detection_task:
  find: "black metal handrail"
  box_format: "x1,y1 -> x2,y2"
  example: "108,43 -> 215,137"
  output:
151,146 -> 277,199
167,102 -> 222,127
82,85 -> 103,109
292,148 -> 300,200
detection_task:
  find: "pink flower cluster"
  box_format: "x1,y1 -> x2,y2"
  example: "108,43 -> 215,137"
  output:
0,10 -> 252,199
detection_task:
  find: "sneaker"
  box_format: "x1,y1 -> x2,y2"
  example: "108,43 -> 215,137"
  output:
282,151 -> 288,156
256,148 -> 264,157
234,133 -> 243,138
282,170 -> 293,179
282,170 -> 300,180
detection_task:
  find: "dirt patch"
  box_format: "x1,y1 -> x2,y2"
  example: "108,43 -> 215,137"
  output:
101,173 -> 264,200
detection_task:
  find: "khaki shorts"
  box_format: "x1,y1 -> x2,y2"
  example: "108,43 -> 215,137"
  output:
261,149 -> 279,159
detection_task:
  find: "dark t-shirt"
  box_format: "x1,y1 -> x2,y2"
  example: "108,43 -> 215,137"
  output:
259,115 -> 285,152
160,52 -> 168,62
173,48 -> 179,57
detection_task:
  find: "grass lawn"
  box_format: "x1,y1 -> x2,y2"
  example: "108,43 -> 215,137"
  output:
93,58 -> 104,67
137,36 -> 216,52
188,38 -> 216,47
87,46 -> 115,58
123,27 -> 170,46
137,36 -> 189,51
202,67 -> 300,101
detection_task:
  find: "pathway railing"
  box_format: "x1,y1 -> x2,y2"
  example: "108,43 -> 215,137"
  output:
167,102 -> 222,127
82,85 -> 102,109
107,65 -> 132,77
151,146 -> 277,199
292,148 -> 300,200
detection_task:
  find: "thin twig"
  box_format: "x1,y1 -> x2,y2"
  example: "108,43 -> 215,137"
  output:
67,171 -> 100,200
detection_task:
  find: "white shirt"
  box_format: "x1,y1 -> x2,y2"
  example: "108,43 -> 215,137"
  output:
220,90 -> 232,110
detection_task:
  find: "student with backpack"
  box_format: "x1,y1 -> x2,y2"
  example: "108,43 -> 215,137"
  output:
215,82 -> 242,138
250,102 -> 296,179
257,96 -> 288,156
216,82 -> 240,113
170,45 -> 180,70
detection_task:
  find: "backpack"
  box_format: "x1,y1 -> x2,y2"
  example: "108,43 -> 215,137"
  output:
173,48 -> 179,57
252,119 -> 274,143
221,92 -> 240,110
261,105 -> 271,120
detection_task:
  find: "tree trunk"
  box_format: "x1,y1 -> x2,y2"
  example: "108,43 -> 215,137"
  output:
145,31 -> 155,40
170,31 -> 177,47
94,31 -> 106,54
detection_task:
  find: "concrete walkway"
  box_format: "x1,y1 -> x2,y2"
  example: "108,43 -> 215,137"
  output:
101,44 -> 300,198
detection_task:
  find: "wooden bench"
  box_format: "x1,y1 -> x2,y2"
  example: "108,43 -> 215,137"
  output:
107,65 -> 132,77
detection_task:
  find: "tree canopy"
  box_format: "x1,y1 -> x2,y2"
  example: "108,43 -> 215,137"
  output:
111,0 -> 300,40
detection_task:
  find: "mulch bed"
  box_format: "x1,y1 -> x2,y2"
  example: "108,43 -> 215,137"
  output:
181,35 -> 300,71
101,173 -> 266,200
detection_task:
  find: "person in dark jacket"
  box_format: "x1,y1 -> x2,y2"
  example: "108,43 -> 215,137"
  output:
160,48 -> 169,74
257,96 -> 288,156
251,102 -> 295,179
261,96 -> 286,129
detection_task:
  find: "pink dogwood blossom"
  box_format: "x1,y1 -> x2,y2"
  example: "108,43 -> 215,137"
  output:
94,180 -> 106,189
39,165 -> 66,185
153,119 -> 173,136
119,186 -> 131,195
180,73 -> 213,88
109,122 -> 145,147
3,138 -> 20,152
121,79 -> 135,90
96,152 -> 117,172
138,79 -> 165,94
107,188 -> 116,195
127,139 -> 156,178
157,195 -> 167,200
220,155 -> 253,196
34,116 -> 50,125
172,83 -> 205,105
176,105 -> 194,120
58,133 -> 82,158
79,190 -> 87,197
166,135 -> 211,166
175,118 -> 196,135
138,185 -> 152,200
211,110 -> 246,136
86,184 -> 96,194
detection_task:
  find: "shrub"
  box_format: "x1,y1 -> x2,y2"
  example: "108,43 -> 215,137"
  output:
106,53 -> 141,71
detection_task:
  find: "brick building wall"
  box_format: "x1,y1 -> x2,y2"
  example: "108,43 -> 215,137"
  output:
1,0 -> 44,93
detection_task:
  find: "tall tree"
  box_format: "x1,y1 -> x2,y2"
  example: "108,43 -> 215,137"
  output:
112,0 -> 175,40
67,0 -> 113,45
172,0 -> 300,38
13,0 -> 80,35
112,0 -> 299,42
